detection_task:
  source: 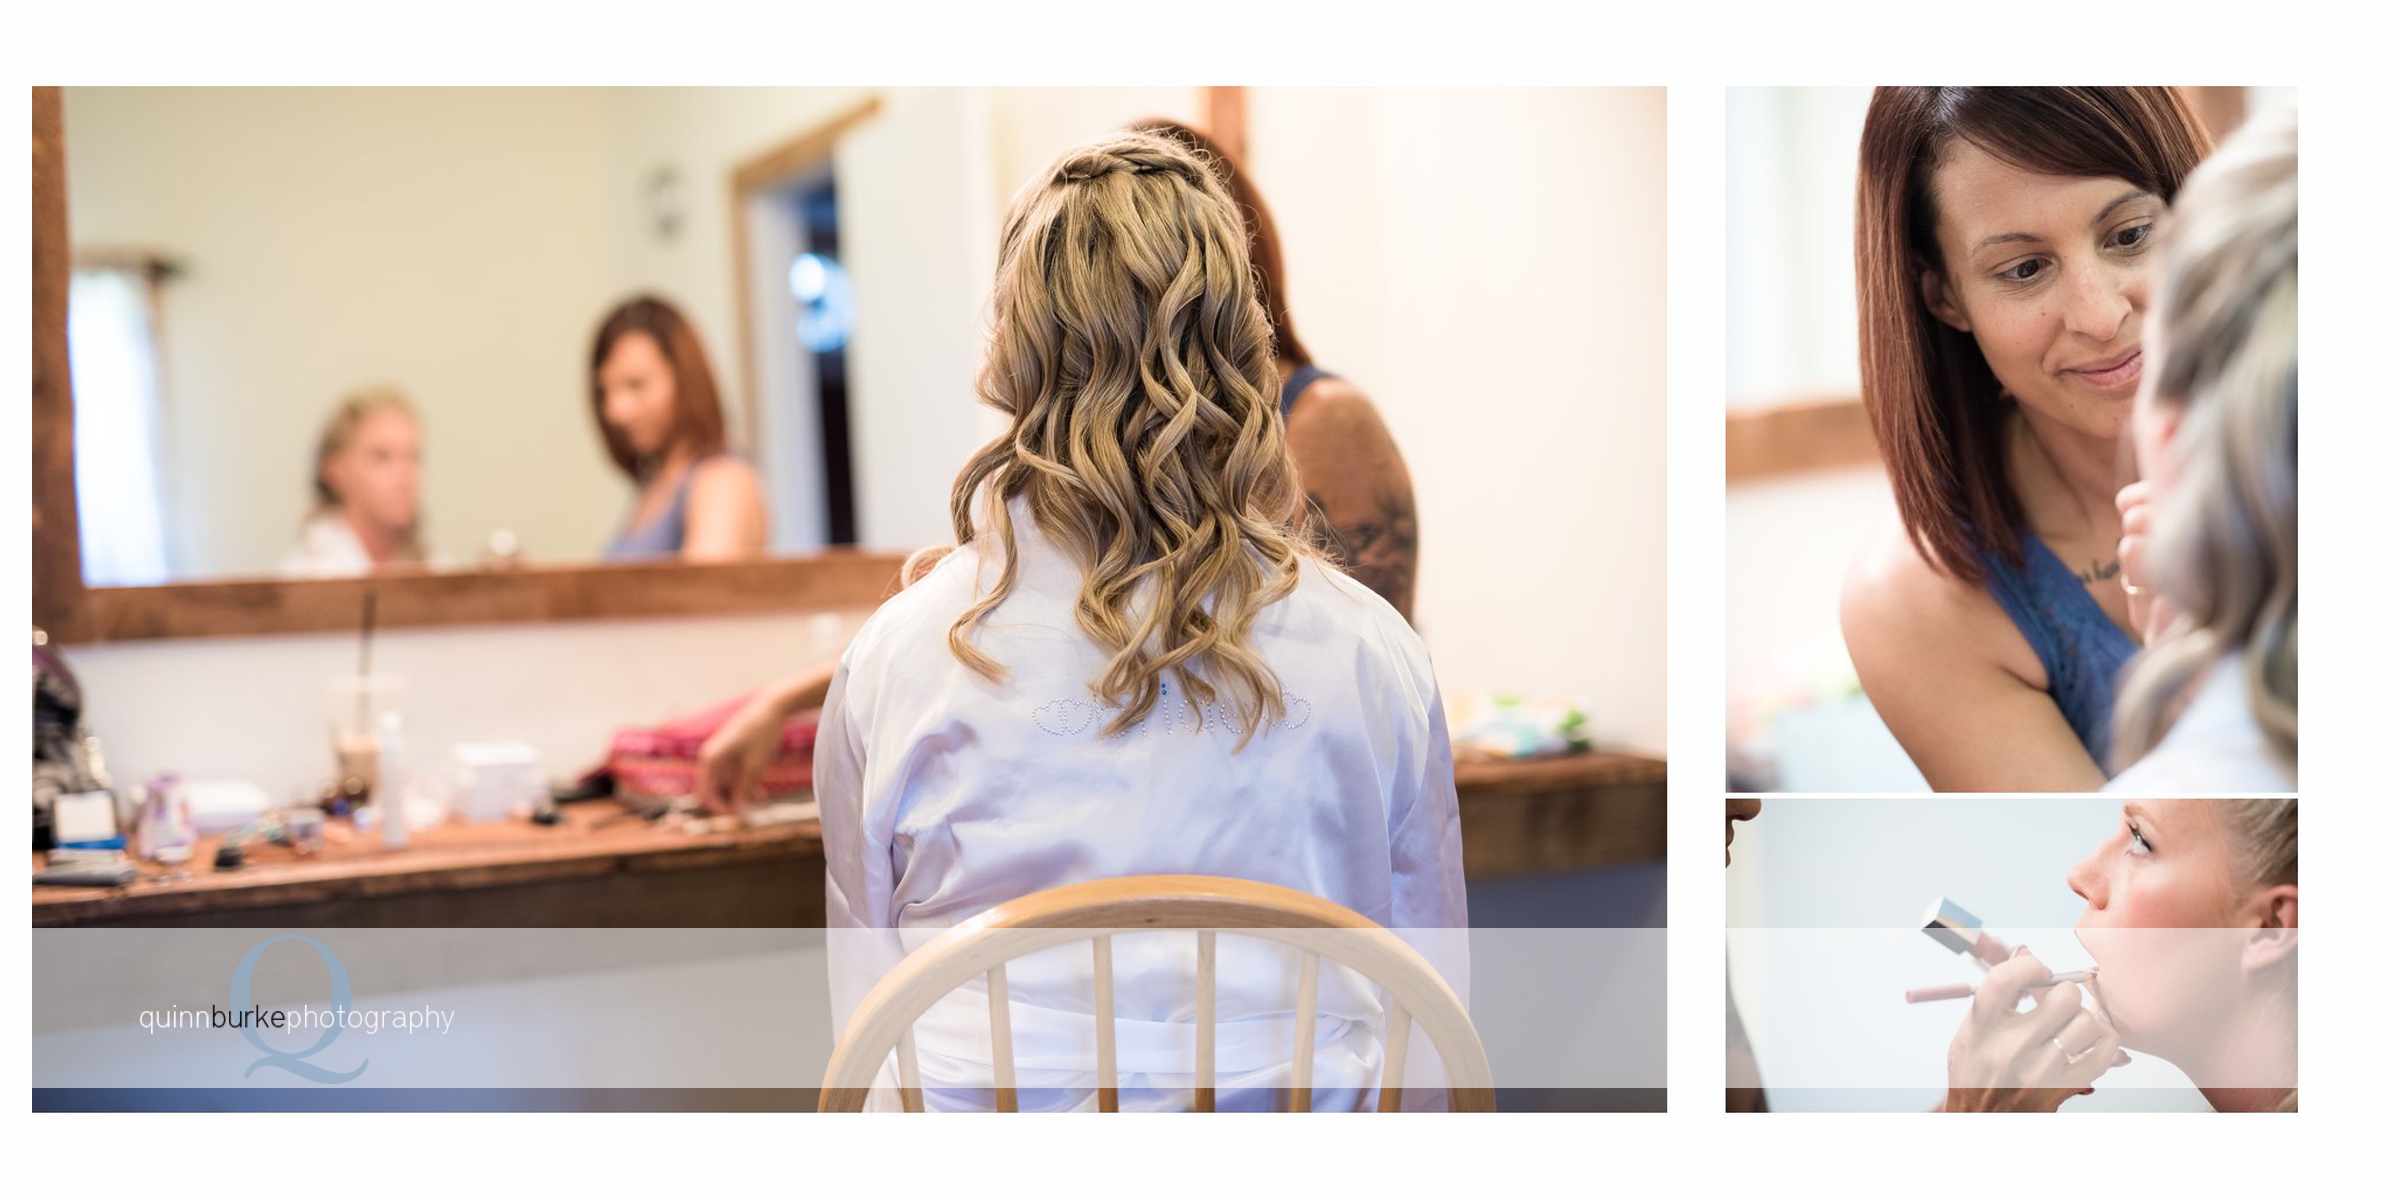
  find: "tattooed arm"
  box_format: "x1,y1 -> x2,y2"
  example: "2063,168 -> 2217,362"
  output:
1282,373 -> 1420,623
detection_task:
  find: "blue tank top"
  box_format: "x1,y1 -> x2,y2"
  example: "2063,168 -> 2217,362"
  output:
1970,529 -> 2138,767
604,455 -> 727,561
1281,364 -> 1333,419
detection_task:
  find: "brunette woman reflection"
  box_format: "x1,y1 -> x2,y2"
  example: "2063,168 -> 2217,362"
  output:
589,295 -> 768,561
280,388 -> 426,577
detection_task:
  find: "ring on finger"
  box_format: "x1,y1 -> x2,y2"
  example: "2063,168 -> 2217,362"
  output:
2052,1036 -> 2094,1066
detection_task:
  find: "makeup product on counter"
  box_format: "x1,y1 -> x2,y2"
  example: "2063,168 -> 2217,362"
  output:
34,857 -> 139,887
280,804 -> 326,853
1905,969 -> 2096,1004
1921,897 -> 2012,969
52,790 -> 122,850
183,779 -> 273,836
378,711 -> 410,851
134,774 -> 195,864
453,742 -> 543,824
328,591 -> 402,801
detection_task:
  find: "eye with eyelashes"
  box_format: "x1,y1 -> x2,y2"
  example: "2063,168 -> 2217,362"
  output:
2124,820 -> 2153,857
1989,221 -> 2156,288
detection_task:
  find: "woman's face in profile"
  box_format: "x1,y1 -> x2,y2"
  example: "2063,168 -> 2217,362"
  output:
326,408 -> 421,534
1919,142 -> 2163,441
2067,800 -> 2252,1055
598,331 -> 678,460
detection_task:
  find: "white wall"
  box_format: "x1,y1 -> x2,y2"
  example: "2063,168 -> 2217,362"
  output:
1252,88 -> 1668,753
1725,465 -> 1929,790
1726,87 -> 1870,410
984,88 -> 1201,216
62,610 -> 866,806
63,88 -> 626,575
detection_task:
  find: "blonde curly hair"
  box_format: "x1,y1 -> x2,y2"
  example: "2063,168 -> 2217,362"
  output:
930,130 -> 1312,745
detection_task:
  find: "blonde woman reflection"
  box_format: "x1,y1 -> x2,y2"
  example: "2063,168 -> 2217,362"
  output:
280,388 -> 426,577
1940,799 -> 2295,1112
817,131 -> 1463,1111
2110,106 -> 2298,793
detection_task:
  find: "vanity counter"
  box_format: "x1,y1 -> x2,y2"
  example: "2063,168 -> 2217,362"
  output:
31,751 -> 1665,927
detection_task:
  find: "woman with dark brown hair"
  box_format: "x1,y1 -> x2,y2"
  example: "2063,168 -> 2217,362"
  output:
1840,88 -> 2210,791
589,294 -> 768,561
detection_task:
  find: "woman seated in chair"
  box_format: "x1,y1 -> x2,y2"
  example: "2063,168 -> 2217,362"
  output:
816,130 -> 1466,1111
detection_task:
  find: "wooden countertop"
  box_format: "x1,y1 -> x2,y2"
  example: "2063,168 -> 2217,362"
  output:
31,750 -> 1664,926
31,802 -> 821,926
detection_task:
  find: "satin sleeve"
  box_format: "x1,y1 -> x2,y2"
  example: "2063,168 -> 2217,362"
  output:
816,656 -> 904,1039
1388,669 -> 1468,1108
1388,670 -> 1467,934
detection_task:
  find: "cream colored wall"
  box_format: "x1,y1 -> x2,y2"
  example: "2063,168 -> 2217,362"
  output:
1251,88 -> 1669,754
63,87 -> 626,575
1725,465 -> 1893,706
63,610 -> 867,805
984,88 -> 1202,215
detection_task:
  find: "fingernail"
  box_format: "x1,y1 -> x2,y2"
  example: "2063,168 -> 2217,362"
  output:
2114,1051 -> 2132,1066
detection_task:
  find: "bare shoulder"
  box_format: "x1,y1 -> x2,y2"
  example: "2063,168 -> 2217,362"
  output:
690,455 -> 762,498
1283,374 -> 1386,438
1841,521 -> 2038,690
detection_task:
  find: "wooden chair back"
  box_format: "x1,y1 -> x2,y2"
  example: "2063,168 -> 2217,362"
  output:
818,874 -> 1492,1112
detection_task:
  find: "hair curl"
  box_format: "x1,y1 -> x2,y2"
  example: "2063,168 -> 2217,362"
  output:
936,131 -> 1310,744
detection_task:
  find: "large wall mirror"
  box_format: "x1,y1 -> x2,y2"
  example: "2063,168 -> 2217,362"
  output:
33,86 -> 1235,641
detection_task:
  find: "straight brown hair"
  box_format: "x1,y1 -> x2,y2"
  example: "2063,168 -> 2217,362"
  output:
1132,118 -> 1313,367
1855,87 -> 2209,582
588,294 -> 729,480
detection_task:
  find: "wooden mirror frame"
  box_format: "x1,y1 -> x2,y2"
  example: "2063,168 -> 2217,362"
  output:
30,86 -> 908,644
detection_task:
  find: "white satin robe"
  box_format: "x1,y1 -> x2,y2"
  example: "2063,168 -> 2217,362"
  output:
817,502 -> 1467,1111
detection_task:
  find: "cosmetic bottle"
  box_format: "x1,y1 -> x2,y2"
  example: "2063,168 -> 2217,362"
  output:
377,711 -> 410,851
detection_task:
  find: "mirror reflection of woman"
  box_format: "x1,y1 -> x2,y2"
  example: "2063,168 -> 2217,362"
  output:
1940,799 -> 2295,1113
280,388 -> 427,577
1841,88 -> 2212,791
588,295 -> 768,562
2109,106 -> 2297,794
